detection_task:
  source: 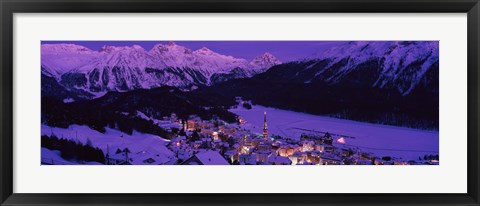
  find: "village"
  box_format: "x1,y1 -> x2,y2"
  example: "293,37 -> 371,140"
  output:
103,104 -> 440,166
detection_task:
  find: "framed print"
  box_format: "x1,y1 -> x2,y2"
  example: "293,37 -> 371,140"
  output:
1,0 -> 479,205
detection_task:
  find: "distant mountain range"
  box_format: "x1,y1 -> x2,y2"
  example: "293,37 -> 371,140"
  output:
41,41 -> 439,130
41,42 -> 281,93
192,41 -> 439,129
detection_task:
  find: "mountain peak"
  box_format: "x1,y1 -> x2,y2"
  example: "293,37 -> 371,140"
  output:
261,52 -> 274,57
199,47 -> 211,51
252,52 -> 281,64
194,47 -> 219,56
131,45 -> 144,50
150,42 -> 190,55
259,52 -> 280,62
249,52 -> 282,72
99,45 -> 120,53
42,44 -> 93,54
99,45 -> 145,53
41,44 -> 98,77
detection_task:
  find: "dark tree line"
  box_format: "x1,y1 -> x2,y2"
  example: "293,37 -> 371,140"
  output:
41,135 -> 105,164
42,97 -> 176,138
42,86 -> 238,139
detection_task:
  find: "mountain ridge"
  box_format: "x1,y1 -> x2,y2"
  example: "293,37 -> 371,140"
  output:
41,41 -> 439,130
42,42 -> 282,92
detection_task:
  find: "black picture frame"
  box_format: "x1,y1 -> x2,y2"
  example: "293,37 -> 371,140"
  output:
1,0 -> 479,205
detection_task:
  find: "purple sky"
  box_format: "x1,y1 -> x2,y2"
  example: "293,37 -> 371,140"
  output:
41,41 -> 345,62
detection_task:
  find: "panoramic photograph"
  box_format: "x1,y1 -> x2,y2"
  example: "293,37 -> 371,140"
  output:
41,41 -> 439,165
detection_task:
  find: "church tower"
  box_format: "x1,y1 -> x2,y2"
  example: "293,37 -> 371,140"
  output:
263,111 -> 268,139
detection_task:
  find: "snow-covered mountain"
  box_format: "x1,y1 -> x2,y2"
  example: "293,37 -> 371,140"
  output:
42,42 -> 282,93
41,41 -> 439,130
41,44 -> 99,78
249,52 -> 282,73
293,41 -> 438,95
199,41 -> 439,129
42,41 -> 437,99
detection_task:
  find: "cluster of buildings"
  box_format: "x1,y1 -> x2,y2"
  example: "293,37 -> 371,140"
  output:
106,110 -> 438,165
166,111 -> 440,165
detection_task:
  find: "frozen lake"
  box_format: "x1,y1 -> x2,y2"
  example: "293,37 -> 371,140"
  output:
230,105 -> 439,161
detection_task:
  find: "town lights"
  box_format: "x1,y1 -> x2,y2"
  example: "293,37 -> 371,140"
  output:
212,131 -> 219,140
337,137 -> 346,144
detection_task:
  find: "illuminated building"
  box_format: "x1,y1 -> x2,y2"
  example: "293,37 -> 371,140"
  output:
314,144 -> 325,152
262,111 -> 268,139
301,141 -> 315,152
212,131 -> 219,140
277,145 -> 297,157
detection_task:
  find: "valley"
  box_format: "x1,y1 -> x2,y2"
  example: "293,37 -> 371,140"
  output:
40,41 -> 440,165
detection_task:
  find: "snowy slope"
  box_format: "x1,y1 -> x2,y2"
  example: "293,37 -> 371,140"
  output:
41,148 -> 75,165
41,124 -> 176,165
41,44 -> 100,78
41,148 -> 103,165
308,41 -> 439,95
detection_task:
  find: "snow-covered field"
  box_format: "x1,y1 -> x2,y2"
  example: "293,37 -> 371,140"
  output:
41,148 -> 103,165
230,105 -> 439,161
41,148 -> 74,165
41,124 -> 175,164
